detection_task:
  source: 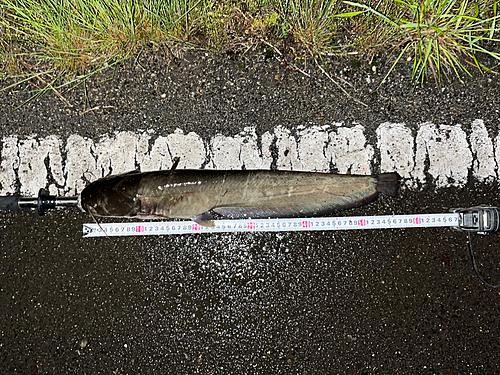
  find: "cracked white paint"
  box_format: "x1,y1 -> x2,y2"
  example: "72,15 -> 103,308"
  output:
297,126 -> 330,172
65,135 -> 101,195
275,126 -> 300,171
377,123 -> 415,183
236,127 -> 267,170
165,129 -> 205,169
326,124 -> 374,175
134,132 -> 154,171
0,136 -> 19,194
206,128 -> 269,170
0,121 -> 496,196
495,133 -> 500,180
209,134 -> 243,169
413,123 -> 472,188
260,131 -> 274,169
469,119 -> 496,181
94,132 -> 137,177
18,136 -> 64,196
138,135 -> 170,172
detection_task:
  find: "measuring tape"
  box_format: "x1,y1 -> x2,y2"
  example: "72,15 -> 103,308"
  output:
83,212 -> 459,237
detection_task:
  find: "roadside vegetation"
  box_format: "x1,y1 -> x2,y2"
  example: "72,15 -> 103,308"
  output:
0,0 -> 499,94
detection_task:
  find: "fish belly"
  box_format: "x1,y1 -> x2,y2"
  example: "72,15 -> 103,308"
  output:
211,171 -> 378,219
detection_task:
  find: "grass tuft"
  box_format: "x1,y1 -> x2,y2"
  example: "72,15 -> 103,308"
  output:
271,0 -> 343,54
338,0 -> 500,86
0,0 -> 499,100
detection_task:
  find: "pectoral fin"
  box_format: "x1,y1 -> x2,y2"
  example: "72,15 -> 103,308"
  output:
193,211 -> 216,227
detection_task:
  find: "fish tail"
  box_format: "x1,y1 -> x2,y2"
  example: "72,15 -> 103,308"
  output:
376,172 -> 400,197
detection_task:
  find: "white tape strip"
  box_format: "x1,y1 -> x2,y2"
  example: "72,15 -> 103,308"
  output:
83,213 -> 459,237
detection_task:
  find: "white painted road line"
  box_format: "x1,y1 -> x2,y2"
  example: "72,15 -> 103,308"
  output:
414,122 -> 473,187
0,120 -> 497,196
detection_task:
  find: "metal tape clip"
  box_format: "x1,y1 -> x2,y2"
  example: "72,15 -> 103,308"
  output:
450,205 -> 500,235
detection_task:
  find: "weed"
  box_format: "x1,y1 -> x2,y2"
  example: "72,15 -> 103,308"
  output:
0,0 -> 499,101
339,0 -> 500,86
271,0 -> 343,54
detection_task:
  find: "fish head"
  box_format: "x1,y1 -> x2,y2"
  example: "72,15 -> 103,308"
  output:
80,173 -> 142,217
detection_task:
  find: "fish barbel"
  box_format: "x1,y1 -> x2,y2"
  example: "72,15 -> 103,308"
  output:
80,170 -> 400,227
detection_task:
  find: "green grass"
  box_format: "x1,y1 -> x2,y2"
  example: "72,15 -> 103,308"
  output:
0,0 -> 499,92
339,0 -> 500,86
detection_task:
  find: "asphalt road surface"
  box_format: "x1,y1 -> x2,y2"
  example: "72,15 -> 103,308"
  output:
1,50 -> 500,374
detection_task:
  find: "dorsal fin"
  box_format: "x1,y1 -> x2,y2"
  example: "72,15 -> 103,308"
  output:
171,157 -> 180,171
